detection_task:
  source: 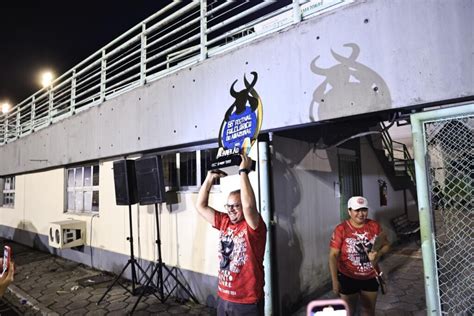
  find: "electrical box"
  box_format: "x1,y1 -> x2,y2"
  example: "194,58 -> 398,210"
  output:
48,220 -> 86,249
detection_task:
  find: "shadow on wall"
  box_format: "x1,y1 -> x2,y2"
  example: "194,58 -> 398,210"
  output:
12,220 -> 49,252
272,152 -> 305,315
309,43 -> 392,121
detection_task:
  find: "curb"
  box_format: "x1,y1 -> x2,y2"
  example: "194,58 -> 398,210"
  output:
7,284 -> 59,316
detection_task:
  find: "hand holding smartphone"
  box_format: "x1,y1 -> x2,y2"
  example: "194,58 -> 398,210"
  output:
1,246 -> 11,277
307,299 -> 348,316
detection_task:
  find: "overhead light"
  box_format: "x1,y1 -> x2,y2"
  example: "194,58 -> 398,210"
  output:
1,103 -> 10,114
41,71 -> 54,88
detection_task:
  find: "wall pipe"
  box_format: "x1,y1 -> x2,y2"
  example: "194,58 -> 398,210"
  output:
258,138 -> 273,315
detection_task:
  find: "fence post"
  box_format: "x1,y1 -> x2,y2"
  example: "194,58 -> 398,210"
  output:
100,50 -> 106,102
140,23 -> 147,85
200,0 -> 207,61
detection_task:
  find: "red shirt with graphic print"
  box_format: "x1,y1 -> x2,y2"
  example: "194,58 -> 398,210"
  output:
330,219 -> 381,279
213,211 -> 267,304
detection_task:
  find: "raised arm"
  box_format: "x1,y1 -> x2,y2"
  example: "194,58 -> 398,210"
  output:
239,154 -> 260,230
196,170 -> 225,226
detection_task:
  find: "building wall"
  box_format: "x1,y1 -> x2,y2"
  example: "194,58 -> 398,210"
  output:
1,0 -> 472,176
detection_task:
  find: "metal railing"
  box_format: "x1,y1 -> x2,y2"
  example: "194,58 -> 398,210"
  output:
0,0 -> 352,146
380,122 -> 416,183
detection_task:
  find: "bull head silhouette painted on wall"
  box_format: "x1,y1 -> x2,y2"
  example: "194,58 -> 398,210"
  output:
309,43 -> 391,121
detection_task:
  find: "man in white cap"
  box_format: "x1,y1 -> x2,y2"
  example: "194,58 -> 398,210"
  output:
328,196 -> 390,316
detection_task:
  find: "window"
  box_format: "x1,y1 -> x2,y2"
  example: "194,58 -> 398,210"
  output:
162,146 -> 220,191
66,164 -> 99,213
1,176 -> 15,207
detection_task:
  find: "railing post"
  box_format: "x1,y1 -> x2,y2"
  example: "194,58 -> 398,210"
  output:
71,69 -> 76,114
48,87 -> 53,124
140,23 -> 147,85
200,0 -> 207,61
4,115 -> 8,143
293,0 -> 302,23
31,96 -> 36,131
100,49 -> 106,102
15,110 -> 20,139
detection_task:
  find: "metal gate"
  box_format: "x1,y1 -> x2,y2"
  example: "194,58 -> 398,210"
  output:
412,104 -> 473,315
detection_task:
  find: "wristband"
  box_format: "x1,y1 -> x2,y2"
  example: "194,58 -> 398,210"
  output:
238,168 -> 250,175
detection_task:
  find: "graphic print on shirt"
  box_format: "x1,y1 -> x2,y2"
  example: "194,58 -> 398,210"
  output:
218,227 -> 248,291
346,231 -> 376,274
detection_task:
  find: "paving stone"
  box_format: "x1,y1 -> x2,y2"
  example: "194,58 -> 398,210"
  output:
169,305 -> 191,314
377,294 -> 399,304
66,299 -> 90,310
65,308 -> 89,315
107,301 -> 128,312
147,302 -> 169,313
49,299 -> 73,309
71,292 -> 92,301
391,302 -> 419,312
85,311 -> 107,316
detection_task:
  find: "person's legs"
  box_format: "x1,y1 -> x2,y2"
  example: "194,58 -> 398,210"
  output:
359,290 -> 378,316
217,298 -> 264,316
217,297 -> 229,316
340,293 -> 359,316
338,273 -> 360,316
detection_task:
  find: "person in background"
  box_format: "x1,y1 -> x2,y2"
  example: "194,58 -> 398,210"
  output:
329,196 -> 390,316
196,154 -> 267,316
0,260 -> 14,297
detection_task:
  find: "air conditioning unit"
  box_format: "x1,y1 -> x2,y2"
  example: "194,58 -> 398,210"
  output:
48,220 -> 86,249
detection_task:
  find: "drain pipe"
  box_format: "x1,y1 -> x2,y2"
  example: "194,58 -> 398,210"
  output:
258,135 -> 273,315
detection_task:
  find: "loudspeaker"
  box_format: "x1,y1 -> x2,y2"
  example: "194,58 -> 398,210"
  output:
113,160 -> 139,205
135,155 -> 166,205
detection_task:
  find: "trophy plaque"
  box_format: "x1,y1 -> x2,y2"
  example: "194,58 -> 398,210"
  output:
210,71 -> 263,174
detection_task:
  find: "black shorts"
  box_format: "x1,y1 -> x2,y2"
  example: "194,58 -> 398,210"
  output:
338,272 -> 379,295
217,297 -> 264,316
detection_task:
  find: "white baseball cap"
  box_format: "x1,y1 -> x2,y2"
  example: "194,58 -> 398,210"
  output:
347,196 -> 369,210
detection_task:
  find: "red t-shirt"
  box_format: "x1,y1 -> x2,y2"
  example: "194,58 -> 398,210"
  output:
213,211 -> 267,303
330,219 -> 381,279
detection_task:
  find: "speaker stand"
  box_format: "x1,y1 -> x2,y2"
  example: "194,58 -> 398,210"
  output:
98,204 -> 150,304
130,203 -> 198,313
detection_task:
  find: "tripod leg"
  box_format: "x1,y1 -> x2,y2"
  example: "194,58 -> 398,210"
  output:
98,260 -> 132,304
130,263 -> 163,313
162,264 -> 199,303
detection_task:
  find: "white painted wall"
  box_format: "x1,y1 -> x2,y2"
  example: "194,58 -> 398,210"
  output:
0,160 -> 232,278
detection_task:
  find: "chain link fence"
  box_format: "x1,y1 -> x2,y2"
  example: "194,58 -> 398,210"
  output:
424,114 -> 473,315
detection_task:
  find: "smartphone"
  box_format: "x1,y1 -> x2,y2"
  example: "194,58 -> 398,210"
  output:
1,245 -> 11,277
307,299 -> 348,316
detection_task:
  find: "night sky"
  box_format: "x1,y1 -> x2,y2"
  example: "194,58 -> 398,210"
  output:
0,1 -> 167,105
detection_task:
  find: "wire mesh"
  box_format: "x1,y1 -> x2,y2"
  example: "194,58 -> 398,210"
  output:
424,114 -> 473,315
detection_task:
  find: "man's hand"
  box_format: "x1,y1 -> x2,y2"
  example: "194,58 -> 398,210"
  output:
207,170 -> 227,183
0,261 -> 14,297
239,154 -> 252,170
